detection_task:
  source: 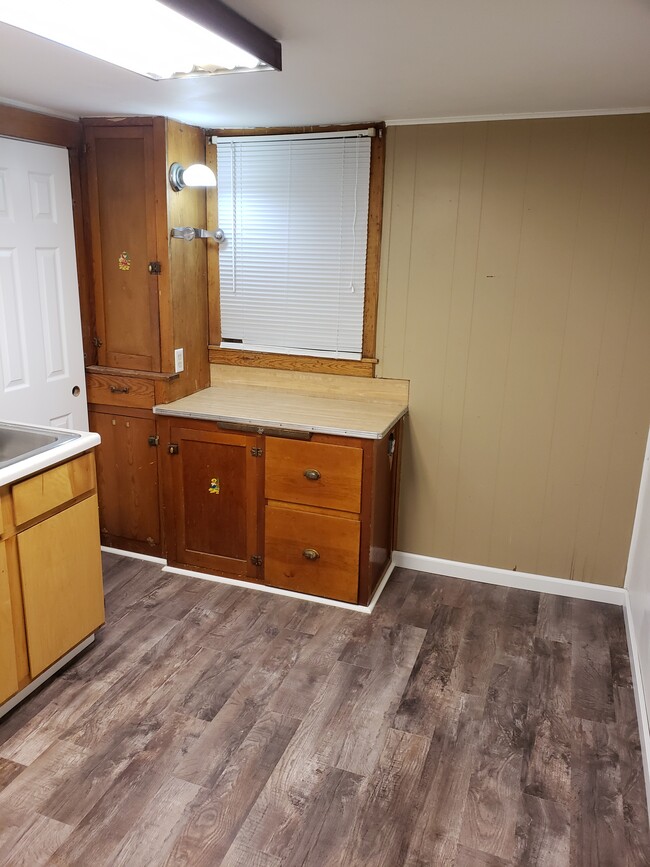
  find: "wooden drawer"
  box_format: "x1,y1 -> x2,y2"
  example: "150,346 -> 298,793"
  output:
265,438 -> 363,513
264,505 -> 360,603
86,372 -> 155,409
12,453 -> 95,527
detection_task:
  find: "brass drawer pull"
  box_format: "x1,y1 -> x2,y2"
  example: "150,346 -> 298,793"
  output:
303,469 -> 321,481
109,385 -> 130,394
302,548 -> 320,561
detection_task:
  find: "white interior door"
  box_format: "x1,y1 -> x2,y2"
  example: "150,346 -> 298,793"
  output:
0,136 -> 87,430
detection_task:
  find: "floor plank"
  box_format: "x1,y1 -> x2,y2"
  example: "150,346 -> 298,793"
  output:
0,554 -> 646,866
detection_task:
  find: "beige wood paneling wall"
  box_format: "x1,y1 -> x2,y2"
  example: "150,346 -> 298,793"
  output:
377,115 -> 650,586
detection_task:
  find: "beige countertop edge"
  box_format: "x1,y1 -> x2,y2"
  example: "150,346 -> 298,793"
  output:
152,405 -> 408,440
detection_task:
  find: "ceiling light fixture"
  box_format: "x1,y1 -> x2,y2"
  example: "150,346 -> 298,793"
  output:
0,0 -> 281,80
169,162 -> 217,191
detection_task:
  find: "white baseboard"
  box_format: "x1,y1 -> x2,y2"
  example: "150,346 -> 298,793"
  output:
393,551 -> 626,606
623,593 -> 650,822
163,560 -> 395,614
0,634 -> 95,720
101,545 -> 166,565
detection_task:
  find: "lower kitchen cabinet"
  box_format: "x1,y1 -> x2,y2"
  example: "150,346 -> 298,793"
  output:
159,416 -> 402,605
0,541 -> 19,704
162,423 -> 261,579
0,452 -> 105,709
18,495 -> 105,677
89,408 -> 162,555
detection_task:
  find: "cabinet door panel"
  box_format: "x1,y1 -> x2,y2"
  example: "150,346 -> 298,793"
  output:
85,126 -> 160,371
18,495 -> 105,678
169,427 -> 259,577
89,410 -> 161,554
0,542 -> 19,704
265,505 -> 360,603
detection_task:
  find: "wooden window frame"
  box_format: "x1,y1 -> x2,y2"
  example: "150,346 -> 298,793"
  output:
206,123 -> 385,378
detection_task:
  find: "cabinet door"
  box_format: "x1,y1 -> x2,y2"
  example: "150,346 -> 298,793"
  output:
0,541 -> 19,704
84,125 -> 161,371
18,495 -> 105,678
168,426 -> 260,578
89,409 -> 161,554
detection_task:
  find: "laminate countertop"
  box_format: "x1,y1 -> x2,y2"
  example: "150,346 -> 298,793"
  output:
153,366 -> 409,440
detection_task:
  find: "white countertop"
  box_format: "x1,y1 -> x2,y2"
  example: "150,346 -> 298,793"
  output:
0,420 -> 100,487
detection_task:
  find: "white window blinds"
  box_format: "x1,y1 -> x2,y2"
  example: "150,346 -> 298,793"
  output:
214,131 -> 372,359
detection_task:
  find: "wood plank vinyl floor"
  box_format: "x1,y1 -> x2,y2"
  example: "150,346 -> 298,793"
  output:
0,555 -> 648,866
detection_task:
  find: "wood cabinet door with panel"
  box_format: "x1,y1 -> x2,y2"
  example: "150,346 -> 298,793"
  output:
18,495 -> 105,678
164,423 -> 261,579
84,123 -> 161,371
0,541 -> 19,704
89,409 -> 161,554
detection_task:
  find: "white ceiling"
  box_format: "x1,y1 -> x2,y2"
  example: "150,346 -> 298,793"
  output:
1,0 -> 650,128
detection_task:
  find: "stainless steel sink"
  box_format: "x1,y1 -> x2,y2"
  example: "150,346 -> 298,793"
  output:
0,422 -> 80,470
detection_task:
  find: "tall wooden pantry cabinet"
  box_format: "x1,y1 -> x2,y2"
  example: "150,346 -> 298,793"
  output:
82,117 -> 210,554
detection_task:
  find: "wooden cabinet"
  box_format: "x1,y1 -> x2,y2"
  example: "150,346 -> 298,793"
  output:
89,408 -> 162,554
82,116 -> 211,555
0,541 -> 19,704
162,422 -> 261,579
18,496 -> 104,677
84,124 -> 160,371
0,452 -> 105,706
159,417 -> 402,605
82,116 -> 210,389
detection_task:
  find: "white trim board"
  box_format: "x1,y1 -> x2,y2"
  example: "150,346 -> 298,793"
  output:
385,107 -> 650,127
163,562 -> 394,614
101,545 -> 166,565
393,551 -> 626,606
101,545 -> 394,613
623,594 -> 650,822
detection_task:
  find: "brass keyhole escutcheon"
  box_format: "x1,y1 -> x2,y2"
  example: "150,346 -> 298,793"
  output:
209,477 -> 220,494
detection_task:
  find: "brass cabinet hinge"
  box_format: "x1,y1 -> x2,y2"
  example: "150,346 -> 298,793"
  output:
251,555 -> 263,567
148,435 -> 160,447
92,335 -> 103,348
148,261 -> 162,275
250,447 -> 263,457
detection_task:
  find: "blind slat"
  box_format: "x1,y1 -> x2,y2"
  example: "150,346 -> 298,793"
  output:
217,135 -> 371,358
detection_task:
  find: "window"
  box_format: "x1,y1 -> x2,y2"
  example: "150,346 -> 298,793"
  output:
208,126 -> 384,373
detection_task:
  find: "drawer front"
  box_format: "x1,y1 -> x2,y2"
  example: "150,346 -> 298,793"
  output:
86,373 -> 155,409
265,505 -> 360,603
265,438 -> 363,513
13,453 -> 96,527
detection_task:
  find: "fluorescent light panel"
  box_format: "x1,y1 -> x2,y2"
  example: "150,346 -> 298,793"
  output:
0,0 -> 280,79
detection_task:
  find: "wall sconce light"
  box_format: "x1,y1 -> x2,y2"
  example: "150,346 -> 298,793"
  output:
169,163 -> 217,192
171,227 -> 225,242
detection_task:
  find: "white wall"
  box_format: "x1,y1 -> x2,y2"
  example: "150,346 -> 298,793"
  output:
625,425 -> 650,803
